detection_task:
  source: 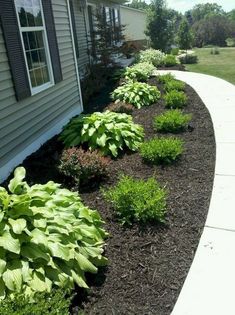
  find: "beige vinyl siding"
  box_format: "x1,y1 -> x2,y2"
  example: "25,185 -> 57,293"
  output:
0,0 -> 81,168
72,0 -> 90,76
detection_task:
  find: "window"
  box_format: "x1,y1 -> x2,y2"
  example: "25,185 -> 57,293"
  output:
14,0 -> 54,94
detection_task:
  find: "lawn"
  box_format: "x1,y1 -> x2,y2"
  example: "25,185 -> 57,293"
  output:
185,47 -> 235,85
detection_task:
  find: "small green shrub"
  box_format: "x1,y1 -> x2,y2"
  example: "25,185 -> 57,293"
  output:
153,109 -> 192,133
164,54 -> 178,67
171,48 -> 179,55
0,289 -> 72,315
165,79 -> 185,92
164,90 -> 187,108
226,37 -> 235,47
103,176 -> 167,225
137,49 -> 166,66
60,111 -> 144,157
59,148 -> 110,186
111,81 -> 161,109
122,62 -> 155,82
178,54 -> 198,64
140,137 -> 184,164
0,167 -> 108,298
157,73 -> 175,84
105,102 -> 135,114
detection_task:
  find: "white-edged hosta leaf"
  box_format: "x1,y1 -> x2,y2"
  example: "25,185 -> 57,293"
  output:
8,218 -> 26,234
0,231 -> 20,254
2,260 -> 22,292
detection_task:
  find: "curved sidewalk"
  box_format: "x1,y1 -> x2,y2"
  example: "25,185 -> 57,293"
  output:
158,71 -> 235,315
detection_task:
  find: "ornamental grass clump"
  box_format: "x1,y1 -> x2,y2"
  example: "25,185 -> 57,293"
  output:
154,109 -> 192,133
60,111 -> 144,157
122,62 -> 155,82
164,54 -> 178,67
137,48 -> 166,67
111,81 -> 161,109
164,79 -> 185,92
0,167 -> 108,298
164,90 -> 187,109
157,73 -> 175,84
103,176 -> 167,225
140,137 -> 184,164
59,148 -> 110,187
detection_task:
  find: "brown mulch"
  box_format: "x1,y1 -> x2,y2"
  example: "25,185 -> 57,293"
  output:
6,75 -> 215,315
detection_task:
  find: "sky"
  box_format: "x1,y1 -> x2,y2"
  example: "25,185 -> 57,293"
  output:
144,0 -> 235,13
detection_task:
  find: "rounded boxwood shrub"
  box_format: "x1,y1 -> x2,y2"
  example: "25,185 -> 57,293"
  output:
59,147 -> 110,187
165,79 -> 185,92
153,109 -> 192,133
164,54 -> 178,67
137,48 -> 166,67
140,137 -> 184,164
0,167 -> 108,298
60,111 -> 144,157
103,175 -> 167,225
178,54 -> 198,64
111,81 -> 161,109
105,102 -> 134,114
164,90 -> 187,108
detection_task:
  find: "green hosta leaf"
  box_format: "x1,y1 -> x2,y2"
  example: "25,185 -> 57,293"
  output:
0,259 -> 6,275
21,244 -> 50,262
96,133 -> 107,147
0,231 -> 20,254
8,218 -> 26,234
30,271 -> 52,292
48,242 -> 72,261
0,188 -> 10,212
30,228 -> 48,246
2,260 -> 22,292
0,278 -> 5,299
8,167 -> 26,194
75,253 -> 97,273
71,269 -> 88,288
33,218 -> 47,228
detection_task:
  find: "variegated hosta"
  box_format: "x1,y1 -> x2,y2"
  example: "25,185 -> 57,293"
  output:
0,167 -> 108,298
60,111 -> 144,157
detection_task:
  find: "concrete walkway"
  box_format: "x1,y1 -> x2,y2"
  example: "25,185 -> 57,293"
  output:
157,71 -> 235,315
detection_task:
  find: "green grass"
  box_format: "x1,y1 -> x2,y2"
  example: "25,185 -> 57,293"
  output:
185,47 -> 235,85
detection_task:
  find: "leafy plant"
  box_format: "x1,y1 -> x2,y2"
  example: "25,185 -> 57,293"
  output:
171,48 -> 179,55
140,137 -> 184,164
137,49 -> 166,66
0,167 -> 108,298
153,109 -> 192,133
121,62 -> 155,82
164,54 -> 178,67
103,176 -> 167,225
178,54 -> 198,64
60,111 -> 144,157
157,73 -> 176,84
105,102 -> 135,114
111,81 -> 161,109
59,148 -> 110,187
165,79 -> 185,92
0,289 -> 72,315
164,90 -> 187,108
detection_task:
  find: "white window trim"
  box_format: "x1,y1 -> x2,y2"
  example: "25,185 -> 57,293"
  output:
14,0 -> 54,96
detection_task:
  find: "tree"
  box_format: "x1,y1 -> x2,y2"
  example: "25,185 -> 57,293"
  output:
145,0 -> 173,51
178,19 -> 193,50
128,0 -> 149,10
187,3 -> 225,25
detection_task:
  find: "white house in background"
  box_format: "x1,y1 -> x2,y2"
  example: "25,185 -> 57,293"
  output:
120,5 -> 148,49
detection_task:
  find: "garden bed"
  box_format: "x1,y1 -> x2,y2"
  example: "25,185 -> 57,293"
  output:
9,77 -> 215,314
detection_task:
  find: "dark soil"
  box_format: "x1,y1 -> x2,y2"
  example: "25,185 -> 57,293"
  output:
6,75 -> 215,315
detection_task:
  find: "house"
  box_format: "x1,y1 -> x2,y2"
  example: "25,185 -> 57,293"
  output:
120,5 -> 148,50
0,0 -> 125,182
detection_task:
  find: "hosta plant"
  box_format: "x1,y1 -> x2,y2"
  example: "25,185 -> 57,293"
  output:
103,176 -> 167,225
137,49 -> 166,66
59,147 -> 110,187
111,81 -> 161,109
140,137 -> 184,164
153,109 -> 192,133
122,62 -> 155,82
60,111 -> 144,157
0,167 -> 108,298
